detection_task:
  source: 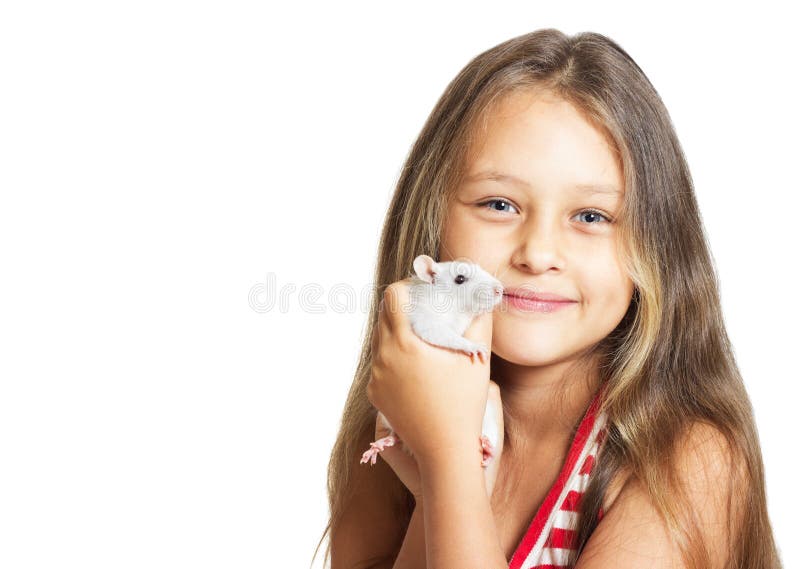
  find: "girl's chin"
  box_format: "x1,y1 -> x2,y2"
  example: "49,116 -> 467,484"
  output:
494,328 -> 561,349
491,343 -> 574,367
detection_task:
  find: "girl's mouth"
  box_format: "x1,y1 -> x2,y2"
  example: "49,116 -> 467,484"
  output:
502,293 -> 578,313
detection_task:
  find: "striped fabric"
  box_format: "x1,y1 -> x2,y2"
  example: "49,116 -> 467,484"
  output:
508,387 -> 609,569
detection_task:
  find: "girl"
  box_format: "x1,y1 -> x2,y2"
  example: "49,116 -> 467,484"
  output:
317,29 -> 781,568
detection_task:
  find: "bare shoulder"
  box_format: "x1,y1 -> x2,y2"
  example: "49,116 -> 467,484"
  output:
673,421 -> 742,492
577,422 -> 746,569
330,430 -> 406,569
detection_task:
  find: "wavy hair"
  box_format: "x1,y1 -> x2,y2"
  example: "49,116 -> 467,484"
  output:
313,28 -> 781,568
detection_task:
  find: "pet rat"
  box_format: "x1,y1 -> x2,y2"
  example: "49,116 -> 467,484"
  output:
360,254 -> 505,469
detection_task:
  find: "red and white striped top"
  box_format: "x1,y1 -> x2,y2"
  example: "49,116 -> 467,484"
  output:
508,386 -> 609,569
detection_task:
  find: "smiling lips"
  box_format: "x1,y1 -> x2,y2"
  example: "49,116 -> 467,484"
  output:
502,287 -> 577,303
501,287 -> 578,313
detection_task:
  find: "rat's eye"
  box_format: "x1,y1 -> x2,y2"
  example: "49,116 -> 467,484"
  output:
454,275 -> 467,285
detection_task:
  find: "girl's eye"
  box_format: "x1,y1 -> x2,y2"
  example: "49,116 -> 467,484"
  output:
479,199 -> 519,214
574,209 -> 613,224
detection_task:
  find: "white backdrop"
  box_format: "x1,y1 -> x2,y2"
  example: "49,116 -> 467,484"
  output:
1,1 -> 796,567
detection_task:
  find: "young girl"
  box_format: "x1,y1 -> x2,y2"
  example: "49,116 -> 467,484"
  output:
316,29 -> 781,568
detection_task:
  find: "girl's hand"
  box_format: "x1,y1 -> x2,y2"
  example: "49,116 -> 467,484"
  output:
375,380 -> 505,502
366,278 -> 495,471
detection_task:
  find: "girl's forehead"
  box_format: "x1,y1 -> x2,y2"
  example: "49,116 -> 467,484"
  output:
461,108 -> 623,195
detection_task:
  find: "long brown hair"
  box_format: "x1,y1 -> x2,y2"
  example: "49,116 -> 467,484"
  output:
313,28 -> 781,568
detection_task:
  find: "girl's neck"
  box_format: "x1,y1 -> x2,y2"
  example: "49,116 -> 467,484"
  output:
492,351 -> 602,446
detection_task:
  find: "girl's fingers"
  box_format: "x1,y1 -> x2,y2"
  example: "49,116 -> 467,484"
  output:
381,278 -> 415,335
379,285 -> 399,333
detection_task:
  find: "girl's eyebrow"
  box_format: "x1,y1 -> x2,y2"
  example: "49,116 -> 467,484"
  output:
466,170 -> 621,195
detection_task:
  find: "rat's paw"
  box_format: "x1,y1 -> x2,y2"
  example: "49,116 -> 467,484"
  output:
480,435 -> 495,468
462,341 -> 490,363
472,345 -> 490,364
360,448 -> 380,466
360,435 -> 397,466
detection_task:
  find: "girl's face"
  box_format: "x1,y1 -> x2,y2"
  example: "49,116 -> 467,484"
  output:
441,88 -> 634,367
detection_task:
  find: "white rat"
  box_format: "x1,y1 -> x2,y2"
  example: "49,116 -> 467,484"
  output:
360,254 -> 504,468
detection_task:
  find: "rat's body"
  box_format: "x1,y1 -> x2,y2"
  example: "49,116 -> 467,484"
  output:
361,254 -> 504,468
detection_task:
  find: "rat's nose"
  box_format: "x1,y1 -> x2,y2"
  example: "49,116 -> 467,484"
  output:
494,285 -> 503,296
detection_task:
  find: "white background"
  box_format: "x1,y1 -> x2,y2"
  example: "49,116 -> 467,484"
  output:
1,1 -> 797,567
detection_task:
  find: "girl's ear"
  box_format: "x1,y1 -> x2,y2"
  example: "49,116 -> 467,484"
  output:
412,254 -> 439,283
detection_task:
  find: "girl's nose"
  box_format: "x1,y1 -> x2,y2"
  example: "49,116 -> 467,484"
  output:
513,220 -> 565,273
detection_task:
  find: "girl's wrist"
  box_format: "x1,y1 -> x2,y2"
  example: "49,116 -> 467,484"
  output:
414,428 -> 484,465
418,441 -> 484,479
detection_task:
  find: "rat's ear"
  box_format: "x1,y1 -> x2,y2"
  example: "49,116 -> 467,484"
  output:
412,254 -> 439,283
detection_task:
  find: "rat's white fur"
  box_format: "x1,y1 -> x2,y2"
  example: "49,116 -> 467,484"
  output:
364,254 -> 504,466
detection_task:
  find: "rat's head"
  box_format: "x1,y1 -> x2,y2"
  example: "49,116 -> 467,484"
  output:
412,254 -> 504,315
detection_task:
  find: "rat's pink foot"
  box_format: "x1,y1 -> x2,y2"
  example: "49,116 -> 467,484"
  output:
465,347 -> 488,364
360,435 -> 397,466
480,435 -> 495,468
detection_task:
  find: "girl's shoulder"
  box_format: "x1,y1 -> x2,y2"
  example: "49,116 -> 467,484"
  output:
602,421 -> 741,512
588,422 -> 745,568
